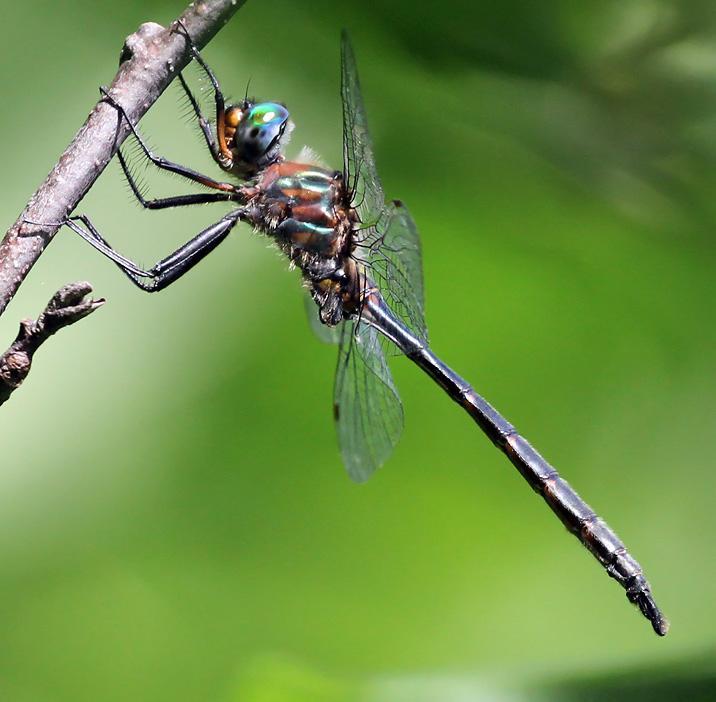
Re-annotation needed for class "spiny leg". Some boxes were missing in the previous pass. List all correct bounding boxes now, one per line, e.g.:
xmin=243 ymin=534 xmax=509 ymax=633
xmin=172 ymin=20 xmax=234 ymax=166
xmin=176 ymin=71 xmax=223 ymax=166
xmin=101 ymin=87 xmax=237 ymax=197
xmin=63 ymin=210 xmax=244 ymax=292
xmin=116 ymin=149 xmax=237 ymax=211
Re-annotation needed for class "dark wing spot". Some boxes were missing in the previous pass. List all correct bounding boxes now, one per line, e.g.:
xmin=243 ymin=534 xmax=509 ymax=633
xmin=333 ymin=402 xmax=340 ymax=421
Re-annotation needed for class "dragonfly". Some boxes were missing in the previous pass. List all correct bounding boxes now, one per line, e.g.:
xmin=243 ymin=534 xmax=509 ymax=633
xmin=46 ymin=23 xmax=667 ymax=636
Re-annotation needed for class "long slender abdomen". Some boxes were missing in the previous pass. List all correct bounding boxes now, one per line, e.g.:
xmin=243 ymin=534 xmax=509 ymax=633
xmin=434 ymin=357 xmax=668 ymax=636
xmin=365 ymin=296 xmax=668 ymax=635
xmin=501 ymin=428 xmax=667 ymax=635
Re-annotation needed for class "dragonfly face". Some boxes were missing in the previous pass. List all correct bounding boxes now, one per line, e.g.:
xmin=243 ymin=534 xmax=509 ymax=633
xmin=226 ymin=101 xmax=292 ymax=174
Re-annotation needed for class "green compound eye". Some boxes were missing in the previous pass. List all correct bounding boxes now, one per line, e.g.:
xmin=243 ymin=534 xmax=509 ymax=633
xmin=234 ymin=101 xmax=291 ymax=168
xmin=249 ymin=103 xmax=287 ymax=127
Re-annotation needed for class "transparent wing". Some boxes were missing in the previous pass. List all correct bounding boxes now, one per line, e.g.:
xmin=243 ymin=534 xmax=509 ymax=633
xmin=334 ymin=319 xmax=404 ymax=482
xmin=341 ymin=34 xmax=428 ymax=349
xmin=353 ymin=200 xmax=428 ymax=350
xmin=331 ymin=33 xmax=425 ymax=478
xmin=341 ymin=30 xmax=385 ymax=226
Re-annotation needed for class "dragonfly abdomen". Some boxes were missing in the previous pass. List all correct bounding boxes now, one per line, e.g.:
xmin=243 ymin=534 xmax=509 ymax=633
xmin=456 ymin=375 xmax=668 ymax=635
xmin=364 ymin=294 xmax=668 ymax=636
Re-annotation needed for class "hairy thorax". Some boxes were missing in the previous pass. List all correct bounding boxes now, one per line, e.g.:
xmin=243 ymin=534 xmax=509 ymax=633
xmin=241 ymin=161 xmax=359 ymax=325
xmin=245 ymin=161 xmax=353 ymax=258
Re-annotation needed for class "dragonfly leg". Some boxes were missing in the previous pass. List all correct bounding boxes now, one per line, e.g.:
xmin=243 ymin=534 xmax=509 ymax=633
xmin=63 ymin=210 xmax=244 ymax=292
xmin=172 ymin=20 xmax=234 ymax=167
xmin=116 ymin=149 xmax=239 ymax=211
xmin=176 ymin=71 xmax=225 ymax=167
xmin=100 ymin=87 xmax=238 ymax=197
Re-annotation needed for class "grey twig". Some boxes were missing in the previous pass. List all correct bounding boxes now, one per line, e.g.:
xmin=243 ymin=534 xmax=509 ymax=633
xmin=0 ymin=283 xmax=105 ymax=407
xmin=0 ymin=0 xmax=246 ymax=317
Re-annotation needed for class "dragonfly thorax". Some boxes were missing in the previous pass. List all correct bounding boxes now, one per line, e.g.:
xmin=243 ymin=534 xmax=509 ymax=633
xmin=245 ymin=161 xmax=354 ymax=256
xmin=241 ymin=160 xmax=359 ymax=325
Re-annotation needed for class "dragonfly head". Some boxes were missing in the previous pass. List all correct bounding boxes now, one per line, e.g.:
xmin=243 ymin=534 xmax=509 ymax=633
xmin=225 ymin=100 xmax=292 ymax=174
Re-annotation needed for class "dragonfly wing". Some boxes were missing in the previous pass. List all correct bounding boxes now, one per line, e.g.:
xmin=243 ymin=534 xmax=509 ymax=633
xmin=341 ymin=35 xmax=428 ymax=349
xmin=341 ymin=30 xmax=386 ymax=226
xmin=355 ymin=200 xmax=428 ymax=351
xmin=334 ymin=319 xmax=404 ymax=482
xmin=333 ymin=33 xmax=421 ymax=478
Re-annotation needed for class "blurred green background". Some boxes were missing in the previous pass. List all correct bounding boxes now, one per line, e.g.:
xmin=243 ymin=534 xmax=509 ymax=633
xmin=1 ymin=0 xmax=715 ymax=700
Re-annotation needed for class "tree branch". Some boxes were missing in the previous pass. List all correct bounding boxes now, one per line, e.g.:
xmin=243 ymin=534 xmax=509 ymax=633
xmin=0 ymin=283 xmax=105 ymax=407
xmin=0 ymin=0 xmax=246 ymax=318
